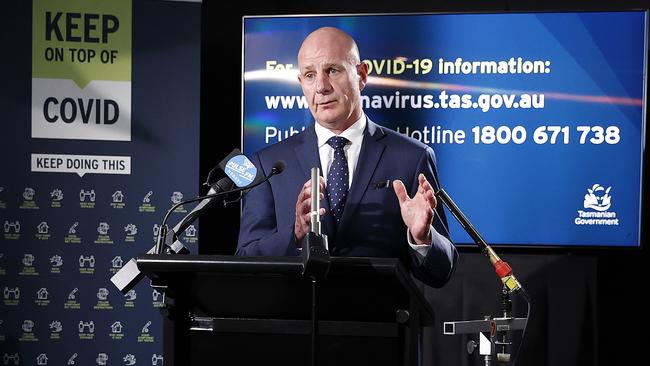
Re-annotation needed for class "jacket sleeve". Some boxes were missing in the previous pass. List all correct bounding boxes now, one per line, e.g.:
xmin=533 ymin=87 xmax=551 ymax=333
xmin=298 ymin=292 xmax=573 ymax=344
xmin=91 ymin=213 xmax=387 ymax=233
xmin=408 ymin=146 xmax=458 ymax=288
xmin=235 ymin=153 xmax=300 ymax=256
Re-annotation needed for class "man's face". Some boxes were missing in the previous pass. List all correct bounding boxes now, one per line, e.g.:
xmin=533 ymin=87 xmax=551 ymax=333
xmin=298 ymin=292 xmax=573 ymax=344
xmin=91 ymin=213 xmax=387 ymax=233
xmin=297 ymin=33 xmax=367 ymax=132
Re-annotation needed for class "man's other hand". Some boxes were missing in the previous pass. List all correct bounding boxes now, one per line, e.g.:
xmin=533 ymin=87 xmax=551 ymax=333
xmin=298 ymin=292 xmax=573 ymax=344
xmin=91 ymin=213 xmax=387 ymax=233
xmin=393 ymin=174 xmax=436 ymax=245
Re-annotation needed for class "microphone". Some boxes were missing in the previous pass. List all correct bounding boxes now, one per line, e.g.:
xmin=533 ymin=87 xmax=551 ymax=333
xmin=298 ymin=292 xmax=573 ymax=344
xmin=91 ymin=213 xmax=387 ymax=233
xmin=155 ymin=158 xmax=285 ymax=254
xmin=270 ymin=160 xmax=286 ymax=175
xmin=110 ymin=151 xmax=284 ymax=294
xmin=435 ymin=188 xmax=530 ymax=303
xmin=154 ymin=150 xmax=251 ymax=254
xmin=204 ymin=148 xmax=243 ymax=186
xmin=301 ymin=167 xmax=330 ymax=279
xmin=172 ymin=149 xmax=260 ymax=238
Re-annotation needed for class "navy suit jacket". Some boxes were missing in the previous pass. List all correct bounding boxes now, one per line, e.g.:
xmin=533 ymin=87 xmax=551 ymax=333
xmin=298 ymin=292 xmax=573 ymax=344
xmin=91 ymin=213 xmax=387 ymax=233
xmin=237 ymin=119 xmax=457 ymax=288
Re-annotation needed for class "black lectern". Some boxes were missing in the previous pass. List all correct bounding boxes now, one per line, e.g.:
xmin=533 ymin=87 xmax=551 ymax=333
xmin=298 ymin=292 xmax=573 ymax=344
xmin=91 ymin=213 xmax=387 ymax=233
xmin=137 ymin=254 xmax=434 ymax=366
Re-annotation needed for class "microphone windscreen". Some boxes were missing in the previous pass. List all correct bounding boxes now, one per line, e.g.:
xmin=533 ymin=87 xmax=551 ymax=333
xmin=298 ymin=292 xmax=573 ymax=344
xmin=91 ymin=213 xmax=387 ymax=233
xmin=205 ymin=148 xmax=242 ymax=186
xmin=218 ymin=148 xmax=242 ymax=170
xmin=272 ymin=160 xmax=286 ymax=174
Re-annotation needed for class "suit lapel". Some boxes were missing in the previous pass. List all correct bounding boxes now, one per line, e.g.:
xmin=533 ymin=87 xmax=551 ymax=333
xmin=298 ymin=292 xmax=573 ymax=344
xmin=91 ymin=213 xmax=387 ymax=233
xmin=336 ymin=120 xmax=386 ymax=238
xmin=293 ymin=124 xmax=335 ymax=238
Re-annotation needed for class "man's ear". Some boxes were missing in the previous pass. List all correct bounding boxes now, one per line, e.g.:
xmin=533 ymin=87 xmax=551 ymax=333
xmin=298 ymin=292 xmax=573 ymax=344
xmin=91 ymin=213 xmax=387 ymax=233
xmin=357 ymin=62 xmax=369 ymax=91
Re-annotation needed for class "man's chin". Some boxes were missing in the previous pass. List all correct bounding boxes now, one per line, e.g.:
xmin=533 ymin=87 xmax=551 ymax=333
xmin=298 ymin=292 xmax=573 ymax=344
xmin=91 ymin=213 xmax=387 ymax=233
xmin=315 ymin=112 xmax=344 ymax=127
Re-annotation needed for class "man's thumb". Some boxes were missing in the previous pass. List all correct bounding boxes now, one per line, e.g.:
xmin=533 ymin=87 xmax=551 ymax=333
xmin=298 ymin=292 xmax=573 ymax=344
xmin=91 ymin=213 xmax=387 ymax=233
xmin=392 ymin=179 xmax=409 ymax=204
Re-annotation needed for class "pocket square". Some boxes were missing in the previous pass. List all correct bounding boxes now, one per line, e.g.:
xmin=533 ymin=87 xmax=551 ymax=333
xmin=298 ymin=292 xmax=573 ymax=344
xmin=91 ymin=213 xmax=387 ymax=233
xmin=371 ymin=180 xmax=391 ymax=189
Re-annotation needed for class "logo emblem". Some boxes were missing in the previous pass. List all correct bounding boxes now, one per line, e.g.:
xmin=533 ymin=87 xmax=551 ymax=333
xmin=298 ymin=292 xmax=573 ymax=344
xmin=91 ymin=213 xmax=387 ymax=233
xmin=50 ymin=189 xmax=63 ymax=201
xmin=23 ymin=188 xmax=36 ymax=201
xmin=225 ymin=155 xmax=257 ymax=187
xmin=583 ymin=184 xmax=612 ymax=211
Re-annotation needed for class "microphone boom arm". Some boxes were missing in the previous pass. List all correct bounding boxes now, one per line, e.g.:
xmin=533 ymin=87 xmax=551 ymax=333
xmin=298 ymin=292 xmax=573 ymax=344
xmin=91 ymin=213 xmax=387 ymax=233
xmin=435 ymin=188 xmax=531 ymax=303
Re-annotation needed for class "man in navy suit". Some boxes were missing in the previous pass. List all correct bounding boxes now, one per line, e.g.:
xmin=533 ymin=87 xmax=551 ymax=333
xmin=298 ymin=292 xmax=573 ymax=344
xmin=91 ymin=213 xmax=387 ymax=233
xmin=237 ymin=27 xmax=457 ymax=287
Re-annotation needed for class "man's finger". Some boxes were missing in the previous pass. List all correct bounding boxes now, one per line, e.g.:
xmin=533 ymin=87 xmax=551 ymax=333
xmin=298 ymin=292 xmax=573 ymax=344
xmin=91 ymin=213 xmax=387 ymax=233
xmin=296 ymin=180 xmax=312 ymax=204
xmin=298 ymin=195 xmax=312 ymax=214
xmin=301 ymin=212 xmax=311 ymax=225
xmin=392 ymin=179 xmax=409 ymax=204
xmin=426 ymin=190 xmax=437 ymax=209
xmin=419 ymin=173 xmax=433 ymax=192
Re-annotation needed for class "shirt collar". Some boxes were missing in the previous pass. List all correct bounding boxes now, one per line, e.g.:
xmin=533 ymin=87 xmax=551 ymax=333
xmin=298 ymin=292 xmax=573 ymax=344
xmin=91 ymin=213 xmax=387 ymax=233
xmin=315 ymin=114 xmax=366 ymax=148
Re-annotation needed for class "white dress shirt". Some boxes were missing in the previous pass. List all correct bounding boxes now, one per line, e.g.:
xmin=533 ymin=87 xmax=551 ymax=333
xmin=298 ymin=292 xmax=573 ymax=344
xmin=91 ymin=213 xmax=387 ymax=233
xmin=313 ymin=115 xmax=432 ymax=257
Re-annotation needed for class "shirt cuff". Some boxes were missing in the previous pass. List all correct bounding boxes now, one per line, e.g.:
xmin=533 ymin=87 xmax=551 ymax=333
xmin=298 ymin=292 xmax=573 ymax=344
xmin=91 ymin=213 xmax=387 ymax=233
xmin=407 ymin=227 xmax=432 ymax=259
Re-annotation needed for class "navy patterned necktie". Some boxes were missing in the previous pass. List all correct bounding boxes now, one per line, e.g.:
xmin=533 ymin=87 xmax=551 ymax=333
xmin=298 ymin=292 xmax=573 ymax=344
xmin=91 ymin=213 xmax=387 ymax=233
xmin=326 ymin=136 xmax=350 ymax=223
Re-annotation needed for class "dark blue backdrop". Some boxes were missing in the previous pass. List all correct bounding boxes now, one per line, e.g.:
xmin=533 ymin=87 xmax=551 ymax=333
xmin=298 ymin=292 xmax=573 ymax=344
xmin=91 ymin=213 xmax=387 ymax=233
xmin=0 ymin=1 xmax=201 ymax=364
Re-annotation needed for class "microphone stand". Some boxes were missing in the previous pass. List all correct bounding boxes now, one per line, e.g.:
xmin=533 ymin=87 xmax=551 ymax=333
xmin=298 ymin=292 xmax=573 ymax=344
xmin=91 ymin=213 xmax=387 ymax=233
xmin=110 ymin=165 xmax=283 ymax=294
xmin=155 ymin=165 xmax=284 ymax=255
xmin=436 ymin=188 xmax=530 ymax=366
xmin=300 ymin=167 xmax=330 ymax=366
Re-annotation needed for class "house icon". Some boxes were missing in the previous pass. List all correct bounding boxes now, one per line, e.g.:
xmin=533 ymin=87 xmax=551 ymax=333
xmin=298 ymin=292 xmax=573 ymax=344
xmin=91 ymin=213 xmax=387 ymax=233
xmin=37 ymin=222 xmax=49 ymax=234
xmin=112 ymin=190 xmax=125 ymax=203
xmin=111 ymin=321 xmax=123 ymax=333
xmin=36 ymin=353 xmax=48 ymax=365
xmin=185 ymin=225 xmax=197 ymax=237
xmin=112 ymin=256 xmax=123 ymax=268
xmin=37 ymin=288 xmax=49 ymax=300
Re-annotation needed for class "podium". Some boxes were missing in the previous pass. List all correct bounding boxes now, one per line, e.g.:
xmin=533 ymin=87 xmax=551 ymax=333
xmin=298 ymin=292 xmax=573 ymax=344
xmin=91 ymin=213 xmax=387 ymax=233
xmin=137 ymin=254 xmax=434 ymax=366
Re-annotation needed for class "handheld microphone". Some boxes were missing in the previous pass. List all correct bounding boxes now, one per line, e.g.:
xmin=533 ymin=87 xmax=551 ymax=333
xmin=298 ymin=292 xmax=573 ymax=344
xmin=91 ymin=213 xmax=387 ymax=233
xmin=435 ymin=188 xmax=530 ymax=303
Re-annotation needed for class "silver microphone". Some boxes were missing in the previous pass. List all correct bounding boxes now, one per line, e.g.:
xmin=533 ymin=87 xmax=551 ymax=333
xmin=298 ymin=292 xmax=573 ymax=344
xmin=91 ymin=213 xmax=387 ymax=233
xmin=309 ymin=167 xmax=322 ymax=237
xmin=301 ymin=166 xmax=330 ymax=278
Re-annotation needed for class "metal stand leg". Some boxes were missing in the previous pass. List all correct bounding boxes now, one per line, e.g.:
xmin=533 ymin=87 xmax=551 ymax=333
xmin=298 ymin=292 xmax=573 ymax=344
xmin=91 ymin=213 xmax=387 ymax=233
xmin=311 ymin=278 xmax=318 ymax=366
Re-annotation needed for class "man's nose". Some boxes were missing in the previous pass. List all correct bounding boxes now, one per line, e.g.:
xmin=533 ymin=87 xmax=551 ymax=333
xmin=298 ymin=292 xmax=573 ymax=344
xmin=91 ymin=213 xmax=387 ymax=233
xmin=315 ymin=73 xmax=332 ymax=94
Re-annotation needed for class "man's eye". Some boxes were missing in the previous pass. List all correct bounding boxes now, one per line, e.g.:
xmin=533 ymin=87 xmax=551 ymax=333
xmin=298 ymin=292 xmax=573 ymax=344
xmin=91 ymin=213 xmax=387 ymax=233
xmin=304 ymin=73 xmax=315 ymax=80
xmin=329 ymin=69 xmax=339 ymax=75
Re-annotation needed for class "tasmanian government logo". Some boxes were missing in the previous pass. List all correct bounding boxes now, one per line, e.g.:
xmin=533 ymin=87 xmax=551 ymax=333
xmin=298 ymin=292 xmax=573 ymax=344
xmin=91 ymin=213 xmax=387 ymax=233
xmin=584 ymin=184 xmax=611 ymax=211
xmin=575 ymin=184 xmax=619 ymax=226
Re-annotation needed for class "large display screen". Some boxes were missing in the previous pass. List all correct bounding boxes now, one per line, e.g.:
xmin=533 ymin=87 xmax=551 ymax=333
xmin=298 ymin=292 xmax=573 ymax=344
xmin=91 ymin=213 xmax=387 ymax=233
xmin=241 ymin=11 xmax=647 ymax=248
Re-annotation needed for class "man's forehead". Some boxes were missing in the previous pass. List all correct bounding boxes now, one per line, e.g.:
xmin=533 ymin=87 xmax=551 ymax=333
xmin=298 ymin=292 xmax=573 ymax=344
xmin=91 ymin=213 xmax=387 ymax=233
xmin=299 ymin=58 xmax=346 ymax=70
